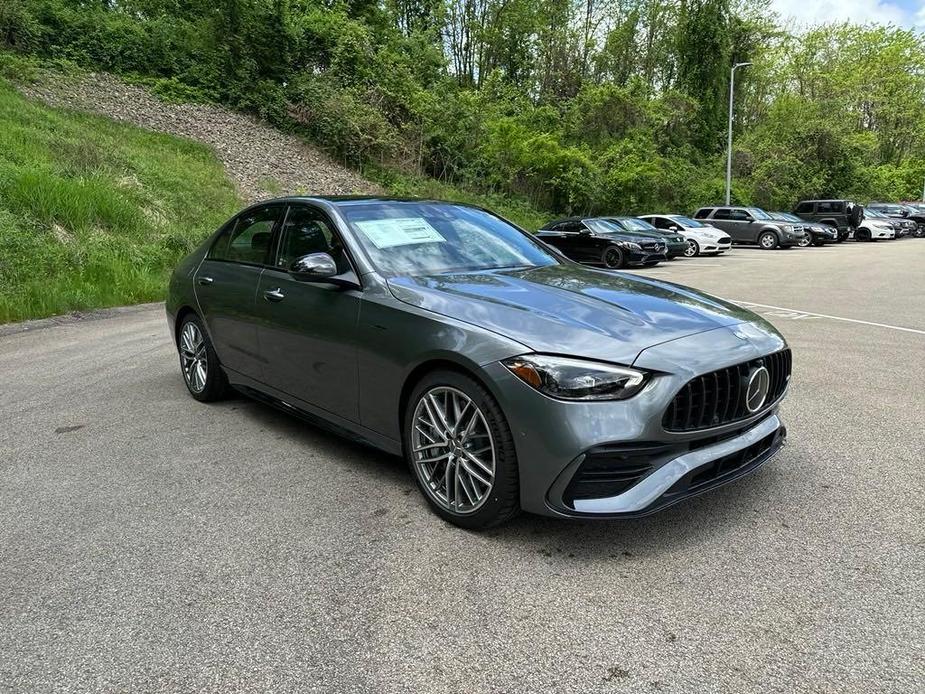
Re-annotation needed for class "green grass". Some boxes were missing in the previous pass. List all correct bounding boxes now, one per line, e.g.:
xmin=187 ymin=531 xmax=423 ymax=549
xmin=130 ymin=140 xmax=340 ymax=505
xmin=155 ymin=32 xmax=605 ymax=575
xmin=366 ymin=166 xmax=551 ymax=232
xmin=0 ymin=78 xmax=241 ymax=323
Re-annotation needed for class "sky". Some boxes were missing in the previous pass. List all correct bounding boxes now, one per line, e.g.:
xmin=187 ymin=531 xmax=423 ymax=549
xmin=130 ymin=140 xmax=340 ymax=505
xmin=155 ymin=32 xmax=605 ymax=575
xmin=770 ymin=0 xmax=925 ymax=28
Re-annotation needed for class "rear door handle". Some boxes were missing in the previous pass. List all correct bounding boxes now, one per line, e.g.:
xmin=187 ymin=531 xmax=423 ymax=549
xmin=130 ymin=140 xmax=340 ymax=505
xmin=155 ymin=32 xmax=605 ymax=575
xmin=197 ymin=276 xmax=214 ymax=286
xmin=263 ymin=288 xmax=285 ymax=302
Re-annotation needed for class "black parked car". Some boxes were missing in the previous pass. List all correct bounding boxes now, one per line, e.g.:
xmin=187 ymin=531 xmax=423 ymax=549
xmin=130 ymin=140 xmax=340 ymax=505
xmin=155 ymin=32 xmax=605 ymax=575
xmin=867 ymin=202 xmax=918 ymax=237
xmin=900 ymin=203 xmax=925 ymax=237
xmin=793 ymin=199 xmax=862 ymax=242
xmin=600 ymin=217 xmax=689 ymax=258
xmin=768 ymin=212 xmax=838 ymax=247
xmin=536 ymin=218 xmax=668 ymax=269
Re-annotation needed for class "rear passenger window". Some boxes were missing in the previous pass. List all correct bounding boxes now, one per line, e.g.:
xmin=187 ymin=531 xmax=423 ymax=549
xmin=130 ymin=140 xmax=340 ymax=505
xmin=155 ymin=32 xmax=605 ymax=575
xmin=796 ymin=202 xmax=813 ymax=214
xmin=817 ymin=202 xmax=833 ymax=213
xmin=712 ymin=208 xmax=732 ymax=220
xmin=693 ymin=208 xmax=712 ymax=219
xmin=210 ymin=206 xmax=282 ymax=264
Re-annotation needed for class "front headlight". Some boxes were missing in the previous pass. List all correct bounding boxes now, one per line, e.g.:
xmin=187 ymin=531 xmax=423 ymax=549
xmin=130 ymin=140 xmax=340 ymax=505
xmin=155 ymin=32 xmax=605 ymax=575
xmin=502 ymin=354 xmax=649 ymax=401
xmin=784 ymin=225 xmax=794 ymax=233
xmin=619 ymin=241 xmax=642 ymax=251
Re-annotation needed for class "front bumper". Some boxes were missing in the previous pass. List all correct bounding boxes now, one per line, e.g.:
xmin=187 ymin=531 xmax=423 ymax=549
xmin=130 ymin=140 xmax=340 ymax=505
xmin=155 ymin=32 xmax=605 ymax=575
xmin=549 ymin=414 xmax=785 ymax=517
xmin=627 ymin=250 xmax=668 ymax=266
xmin=485 ymin=323 xmax=789 ymax=519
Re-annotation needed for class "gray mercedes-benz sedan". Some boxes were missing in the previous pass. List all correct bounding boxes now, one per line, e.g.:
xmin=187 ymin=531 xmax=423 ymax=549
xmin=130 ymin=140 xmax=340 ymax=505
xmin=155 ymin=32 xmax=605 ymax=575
xmin=167 ymin=197 xmax=790 ymax=529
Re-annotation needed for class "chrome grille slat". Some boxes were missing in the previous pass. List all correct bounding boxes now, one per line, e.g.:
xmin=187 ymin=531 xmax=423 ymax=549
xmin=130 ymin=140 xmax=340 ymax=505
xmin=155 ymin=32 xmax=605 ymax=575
xmin=663 ymin=349 xmax=792 ymax=432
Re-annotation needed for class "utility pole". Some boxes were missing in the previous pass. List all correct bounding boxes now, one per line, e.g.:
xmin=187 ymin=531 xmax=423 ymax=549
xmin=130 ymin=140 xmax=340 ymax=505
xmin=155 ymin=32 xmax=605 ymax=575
xmin=725 ymin=62 xmax=752 ymax=206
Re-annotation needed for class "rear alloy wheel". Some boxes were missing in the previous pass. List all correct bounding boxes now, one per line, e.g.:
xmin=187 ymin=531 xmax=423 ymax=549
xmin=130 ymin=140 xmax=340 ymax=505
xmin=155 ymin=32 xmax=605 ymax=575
xmin=759 ymin=231 xmax=779 ymax=250
xmin=405 ymin=371 xmax=519 ymax=529
xmin=684 ymin=239 xmax=700 ymax=257
xmin=177 ymin=315 xmax=228 ymax=402
xmin=602 ymin=245 xmax=625 ymax=269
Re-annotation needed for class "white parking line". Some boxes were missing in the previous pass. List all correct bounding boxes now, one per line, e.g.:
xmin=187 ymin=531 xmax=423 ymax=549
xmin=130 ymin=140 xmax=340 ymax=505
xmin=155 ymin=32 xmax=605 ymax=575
xmin=733 ymin=301 xmax=925 ymax=335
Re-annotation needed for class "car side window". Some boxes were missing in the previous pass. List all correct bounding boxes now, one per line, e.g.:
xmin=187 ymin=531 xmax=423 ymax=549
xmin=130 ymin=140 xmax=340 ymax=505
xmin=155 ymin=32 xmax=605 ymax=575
xmin=817 ymin=202 xmax=833 ymax=213
xmin=651 ymin=217 xmax=668 ymax=229
xmin=730 ymin=209 xmax=752 ymax=221
xmin=830 ymin=201 xmax=844 ymax=213
xmin=712 ymin=208 xmax=732 ymax=220
xmin=210 ymin=206 xmax=281 ymax=264
xmin=275 ymin=205 xmax=350 ymax=273
xmin=796 ymin=202 xmax=813 ymax=214
xmin=693 ymin=208 xmax=711 ymax=219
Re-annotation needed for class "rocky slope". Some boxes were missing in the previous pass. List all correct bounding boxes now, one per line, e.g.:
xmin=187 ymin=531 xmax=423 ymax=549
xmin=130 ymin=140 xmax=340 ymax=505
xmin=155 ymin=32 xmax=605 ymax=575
xmin=19 ymin=72 xmax=380 ymax=203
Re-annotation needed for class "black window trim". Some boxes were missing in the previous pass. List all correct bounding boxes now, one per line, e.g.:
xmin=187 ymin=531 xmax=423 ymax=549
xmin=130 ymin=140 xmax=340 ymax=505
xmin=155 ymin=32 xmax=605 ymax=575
xmin=205 ymin=202 xmax=288 ymax=269
xmin=266 ymin=202 xmax=363 ymax=286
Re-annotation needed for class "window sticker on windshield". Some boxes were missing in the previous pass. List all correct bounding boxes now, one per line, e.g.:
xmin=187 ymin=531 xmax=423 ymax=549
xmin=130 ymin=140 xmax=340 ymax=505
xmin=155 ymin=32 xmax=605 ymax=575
xmin=354 ymin=217 xmax=445 ymax=249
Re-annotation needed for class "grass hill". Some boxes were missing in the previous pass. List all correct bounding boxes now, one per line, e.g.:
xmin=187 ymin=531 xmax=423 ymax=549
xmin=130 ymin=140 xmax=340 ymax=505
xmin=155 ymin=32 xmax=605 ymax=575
xmin=0 ymin=78 xmax=241 ymax=323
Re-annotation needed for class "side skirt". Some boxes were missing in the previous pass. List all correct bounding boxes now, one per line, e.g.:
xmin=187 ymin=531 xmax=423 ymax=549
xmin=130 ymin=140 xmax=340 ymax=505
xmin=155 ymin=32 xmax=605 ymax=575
xmin=223 ymin=367 xmax=403 ymax=457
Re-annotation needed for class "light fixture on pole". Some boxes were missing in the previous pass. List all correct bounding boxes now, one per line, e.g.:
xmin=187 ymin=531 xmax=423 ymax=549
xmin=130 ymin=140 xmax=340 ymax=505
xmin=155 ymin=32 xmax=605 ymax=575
xmin=725 ymin=61 xmax=752 ymax=206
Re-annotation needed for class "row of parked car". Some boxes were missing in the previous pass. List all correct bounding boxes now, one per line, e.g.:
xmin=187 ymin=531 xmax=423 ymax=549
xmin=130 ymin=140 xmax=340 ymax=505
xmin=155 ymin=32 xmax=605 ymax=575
xmin=534 ymin=199 xmax=925 ymax=269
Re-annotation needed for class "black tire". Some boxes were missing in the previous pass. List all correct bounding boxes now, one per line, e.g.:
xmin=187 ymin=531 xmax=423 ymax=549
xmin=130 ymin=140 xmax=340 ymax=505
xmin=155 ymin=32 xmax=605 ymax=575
xmin=684 ymin=239 xmax=700 ymax=257
xmin=602 ymin=245 xmax=625 ymax=269
xmin=403 ymin=370 xmax=520 ymax=530
xmin=177 ymin=314 xmax=229 ymax=402
xmin=855 ymin=228 xmax=871 ymax=242
xmin=812 ymin=239 xmax=825 ymax=247
xmin=758 ymin=231 xmax=779 ymax=250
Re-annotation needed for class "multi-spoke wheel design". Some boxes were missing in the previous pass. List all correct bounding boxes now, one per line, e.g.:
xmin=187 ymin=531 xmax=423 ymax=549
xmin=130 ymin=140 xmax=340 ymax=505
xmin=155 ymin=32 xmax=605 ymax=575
xmin=684 ymin=239 xmax=699 ymax=257
xmin=410 ymin=386 xmax=496 ymax=514
xmin=179 ymin=321 xmax=208 ymax=393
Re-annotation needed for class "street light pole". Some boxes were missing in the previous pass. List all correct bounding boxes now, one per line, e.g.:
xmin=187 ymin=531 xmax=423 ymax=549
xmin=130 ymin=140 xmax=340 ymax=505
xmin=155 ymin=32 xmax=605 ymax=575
xmin=725 ymin=62 xmax=752 ymax=206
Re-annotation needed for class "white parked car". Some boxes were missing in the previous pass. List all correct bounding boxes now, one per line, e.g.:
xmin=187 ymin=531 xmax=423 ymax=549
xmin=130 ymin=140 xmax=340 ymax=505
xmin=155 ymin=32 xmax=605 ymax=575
xmin=853 ymin=210 xmax=896 ymax=241
xmin=639 ymin=214 xmax=733 ymax=257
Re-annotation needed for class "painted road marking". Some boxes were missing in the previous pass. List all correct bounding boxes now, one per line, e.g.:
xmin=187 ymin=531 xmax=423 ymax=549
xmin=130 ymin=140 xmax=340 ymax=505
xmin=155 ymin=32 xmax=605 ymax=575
xmin=733 ymin=301 xmax=925 ymax=335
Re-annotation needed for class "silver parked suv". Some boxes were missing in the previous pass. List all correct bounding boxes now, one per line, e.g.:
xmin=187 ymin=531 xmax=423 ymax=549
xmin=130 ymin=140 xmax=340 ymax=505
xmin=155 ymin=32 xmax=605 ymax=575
xmin=693 ymin=206 xmax=806 ymax=249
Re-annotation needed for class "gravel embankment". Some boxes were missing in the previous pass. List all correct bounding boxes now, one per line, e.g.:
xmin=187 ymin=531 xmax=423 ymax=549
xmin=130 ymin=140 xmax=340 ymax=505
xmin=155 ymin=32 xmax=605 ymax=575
xmin=19 ymin=72 xmax=380 ymax=202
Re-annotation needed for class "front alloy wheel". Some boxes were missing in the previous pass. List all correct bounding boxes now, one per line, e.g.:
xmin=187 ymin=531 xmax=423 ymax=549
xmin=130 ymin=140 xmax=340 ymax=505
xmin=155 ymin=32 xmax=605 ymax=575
xmin=759 ymin=232 xmax=779 ymax=249
xmin=404 ymin=371 xmax=519 ymax=529
xmin=602 ymin=245 xmax=625 ymax=269
xmin=684 ymin=239 xmax=700 ymax=257
xmin=798 ymin=234 xmax=812 ymax=247
xmin=411 ymin=387 xmax=495 ymax=514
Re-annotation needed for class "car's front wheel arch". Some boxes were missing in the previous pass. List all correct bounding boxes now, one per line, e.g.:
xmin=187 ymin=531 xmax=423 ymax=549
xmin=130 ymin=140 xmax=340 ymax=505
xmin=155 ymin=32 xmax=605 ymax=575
xmin=398 ymin=358 xmax=498 ymax=450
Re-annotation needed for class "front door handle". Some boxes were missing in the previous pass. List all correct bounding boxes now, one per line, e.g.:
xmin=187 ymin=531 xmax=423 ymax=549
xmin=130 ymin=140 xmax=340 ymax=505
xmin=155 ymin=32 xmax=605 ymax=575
xmin=264 ymin=288 xmax=285 ymax=302
xmin=197 ymin=276 xmax=214 ymax=286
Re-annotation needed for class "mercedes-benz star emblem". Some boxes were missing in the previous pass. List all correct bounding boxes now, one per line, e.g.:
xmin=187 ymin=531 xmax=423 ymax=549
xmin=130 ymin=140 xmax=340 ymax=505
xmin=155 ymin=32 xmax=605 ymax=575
xmin=745 ymin=366 xmax=771 ymax=413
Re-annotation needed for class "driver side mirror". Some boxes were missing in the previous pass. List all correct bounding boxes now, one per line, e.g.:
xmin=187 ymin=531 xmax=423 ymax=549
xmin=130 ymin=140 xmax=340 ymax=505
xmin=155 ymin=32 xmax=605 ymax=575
xmin=289 ymin=252 xmax=338 ymax=282
xmin=669 ymin=225 xmax=681 ymax=231
xmin=578 ymin=228 xmax=592 ymax=236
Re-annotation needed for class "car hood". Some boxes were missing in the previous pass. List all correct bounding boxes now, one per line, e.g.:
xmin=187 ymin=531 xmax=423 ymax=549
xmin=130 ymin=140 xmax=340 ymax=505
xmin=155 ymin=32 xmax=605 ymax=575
xmin=688 ymin=225 xmax=726 ymax=239
xmin=387 ymin=264 xmax=769 ymax=364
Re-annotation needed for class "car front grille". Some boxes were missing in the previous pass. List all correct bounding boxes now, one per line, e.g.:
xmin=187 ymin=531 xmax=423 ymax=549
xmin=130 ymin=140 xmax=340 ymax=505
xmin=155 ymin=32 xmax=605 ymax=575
xmin=718 ymin=236 xmax=731 ymax=244
xmin=663 ymin=349 xmax=792 ymax=432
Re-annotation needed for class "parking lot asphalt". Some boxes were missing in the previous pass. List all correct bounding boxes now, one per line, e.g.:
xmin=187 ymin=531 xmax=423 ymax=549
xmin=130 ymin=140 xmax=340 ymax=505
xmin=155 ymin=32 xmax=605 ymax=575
xmin=1 ymin=240 xmax=923 ymax=693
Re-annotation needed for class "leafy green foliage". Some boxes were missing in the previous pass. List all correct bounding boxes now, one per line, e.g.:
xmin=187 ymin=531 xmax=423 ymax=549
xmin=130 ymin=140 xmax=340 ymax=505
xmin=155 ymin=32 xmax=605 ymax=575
xmin=0 ymin=79 xmax=240 ymax=322
xmin=2 ymin=0 xmax=924 ymax=236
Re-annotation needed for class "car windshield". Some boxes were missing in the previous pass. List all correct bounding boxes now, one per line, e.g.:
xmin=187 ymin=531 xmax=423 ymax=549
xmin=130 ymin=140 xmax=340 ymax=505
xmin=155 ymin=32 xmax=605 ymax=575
xmin=669 ymin=216 xmax=704 ymax=228
xmin=340 ymin=202 xmax=560 ymax=276
xmin=747 ymin=207 xmax=772 ymax=220
xmin=865 ymin=209 xmax=887 ymax=218
xmin=613 ymin=217 xmax=657 ymax=231
xmin=772 ymin=212 xmax=800 ymax=222
xmin=586 ymin=218 xmax=627 ymax=234
xmin=872 ymin=204 xmax=903 ymax=214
